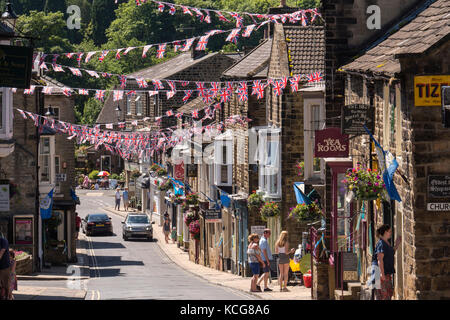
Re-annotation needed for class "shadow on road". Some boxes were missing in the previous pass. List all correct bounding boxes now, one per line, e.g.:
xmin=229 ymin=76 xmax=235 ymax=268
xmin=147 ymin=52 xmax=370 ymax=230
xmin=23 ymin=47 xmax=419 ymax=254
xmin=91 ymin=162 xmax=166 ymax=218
xmin=88 ymin=241 xmax=126 ymax=249
xmin=92 ymin=255 xmax=145 ymax=268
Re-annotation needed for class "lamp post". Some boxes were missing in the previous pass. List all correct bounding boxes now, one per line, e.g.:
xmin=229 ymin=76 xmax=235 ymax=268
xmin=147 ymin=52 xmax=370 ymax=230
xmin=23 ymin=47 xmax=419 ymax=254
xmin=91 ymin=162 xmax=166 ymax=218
xmin=115 ymin=105 xmax=122 ymax=123
xmin=1 ymin=2 xmax=18 ymax=30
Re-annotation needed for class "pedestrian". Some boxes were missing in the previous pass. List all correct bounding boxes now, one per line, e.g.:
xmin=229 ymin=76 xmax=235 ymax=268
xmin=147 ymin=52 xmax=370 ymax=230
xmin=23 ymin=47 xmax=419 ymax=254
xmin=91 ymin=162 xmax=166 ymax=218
xmin=75 ymin=212 xmax=81 ymax=239
xmin=8 ymin=249 xmax=17 ymax=300
xmin=94 ymin=181 xmax=99 ymax=190
xmin=115 ymin=188 xmax=121 ymax=211
xmin=275 ymin=231 xmax=295 ymax=292
xmin=171 ymin=227 xmax=177 ymax=244
xmin=83 ymin=175 xmax=89 ymax=189
xmin=0 ymin=233 xmax=11 ymax=300
xmin=256 ymin=229 xmax=273 ymax=292
xmin=247 ymin=233 xmax=265 ymax=292
xmin=372 ymin=224 xmax=401 ymax=300
xmin=163 ymin=214 xmax=171 ymax=244
xmin=123 ymin=187 xmax=129 ymax=212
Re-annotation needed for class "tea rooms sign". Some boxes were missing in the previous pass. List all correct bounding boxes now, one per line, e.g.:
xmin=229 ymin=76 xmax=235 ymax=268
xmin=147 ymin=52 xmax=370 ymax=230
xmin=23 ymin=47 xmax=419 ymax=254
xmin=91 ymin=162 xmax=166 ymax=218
xmin=314 ymin=128 xmax=349 ymax=158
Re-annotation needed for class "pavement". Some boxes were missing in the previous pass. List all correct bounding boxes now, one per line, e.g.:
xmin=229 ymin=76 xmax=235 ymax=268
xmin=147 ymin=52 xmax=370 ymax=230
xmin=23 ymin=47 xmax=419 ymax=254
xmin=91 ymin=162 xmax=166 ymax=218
xmin=103 ymin=206 xmax=312 ymax=300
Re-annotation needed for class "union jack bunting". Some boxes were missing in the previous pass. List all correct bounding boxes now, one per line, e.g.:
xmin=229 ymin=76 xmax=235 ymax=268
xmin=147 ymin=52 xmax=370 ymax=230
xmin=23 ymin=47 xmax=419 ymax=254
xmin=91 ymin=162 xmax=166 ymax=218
xmin=76 ymin=53 xmax=84 ymax=67
xmin=175 ymin=112 xmax=183 ymax=119
xmin=65 ymin=53 xmax=75 ymax=59
xmin=148 ymin=91 xmax=158 ymax=97
xmin=192 ymin=8 xmax=204 ymax=19
xmin=115 ymin=49 xmax=123 ymax=60
xmin=153 ymin=80 xmax=164 ymax=90
xmin=166 ymin=109 xmax=174 ymax=117
xmin=17 ymin=109 xmax=28 ymax=119
xmin=182 ymin=90 xmax=193 ymax=103
xmin=42 ymin=87 xmax=53 ymax=95
xmin=214 ymin=103 xmax=221 ymax=111
xmin=85 ymin=51 xmax=96 ymax=63
xmin=52 ymin=54 xmax=59 ymax=65
xmin=157 ymin=1 xmax=164 ymax=12
xmin=230 ymin=12 xmax=244 ymax=28
xmin=281 ymin=77 xmax=288 ymax=89
xmin=237 ymin=82 xmax=248 ymax=102
xmin=203 ymin=11 xmax=211 ymax=23
xmin=166 ymin=91 xmax=175 ymax=99
xmin=119 ymin=75 xmax=127 ymax=89
xmin=24 ymin=86 xmax=36 ymax=95
xmin=69 ymin=67 xmax=82 ymax=76
xmin=86 ymin=70 xmax=99 ymax=78
xmin=301 ymin=11 xmax=308 ymax=27
xmin=251 ymin=80 xmax=265 ymax=99
xmin=217 ymin=11 xmax=230 ymax=22
xmin=106 ymin=123 xmax=114 ymax=129
xmin=226 ymin=82 xmax=234 ymax=92
xmin=220 ymin=89 xmax=231 ymax=103
xmin=95 ymin=90 xmax=105 ymax=102
xmin=168 ymin=5 xmax=176 ymax=15
xmin=211 ymin=82 xmax=221 ymax=97
xmin=167 ymin=80 xmax=176 ymax=92
xmin=256 ymin=20 xmax=270 ymax=30
xmin=196 ymin=82 xmax=207 ymax=97
xmin=307 ymin=72 xmax=323 ymax=83
xmin=142 ymin=45 xmax=152 ymax=58
xmin=242 ymin=24 xmax=256 ymax=37
xmin=311 ymin=8 xmax=321 ymax=22
xmin=39 ymin=63 xmax=48 ymax=70
xmin=156 ymin=44 xmax=167 ymax=59
xmin=126 ymin=90 xmax=137 ymax=96
xmin=226 ymin=28 xmax=240 ymax=44
xmin=99 ymin=50 xmax=109 ymax=62
xmin=196 ymin=35 xmax=210 ymax=51
xmin=113 ymin=90 xmax=124 ymax=101
xmin=273 ymin=80 xmax=284 ymax=97
xmin=124 ymin=47 xmax=135 ymax=55
xmin=62 ymin=87 xmax=72 ymax=97
xmin=191 ymin=109 xmax=199 ymax=119
xmin=202 ymin=90 xmax=214 ymax=104
xmin=131 ymin=120 xmax=138 ymax=126
xmin=181 ymin=38 xmax=196 ymax=52
xmin=78 ymin=89 xmax=89 ymax=95
xmin=173 ymin=41 xmax=182 ymax=52
xmin=181 ymin=6 xmax=193 ymax=16
xmin=136 ymin=78 xmax=148 ymax=88
xmin=289 ymin=75 xmax=301 ymax=92
xmin=181 ymin=81 xmax=189 ymax=87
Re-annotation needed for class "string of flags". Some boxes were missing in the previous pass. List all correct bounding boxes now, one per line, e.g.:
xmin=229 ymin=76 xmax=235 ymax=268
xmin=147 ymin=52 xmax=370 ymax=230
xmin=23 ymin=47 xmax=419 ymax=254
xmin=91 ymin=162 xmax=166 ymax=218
xmin=15 ymin=73 xmax=323 ymax=104
xmin=40 ymin=10 xmax=320 ymax=66
xmin=15 ymin=108 xmax=251 ymax=161
xmin=127 ymin=0 xmax=321 ymax=28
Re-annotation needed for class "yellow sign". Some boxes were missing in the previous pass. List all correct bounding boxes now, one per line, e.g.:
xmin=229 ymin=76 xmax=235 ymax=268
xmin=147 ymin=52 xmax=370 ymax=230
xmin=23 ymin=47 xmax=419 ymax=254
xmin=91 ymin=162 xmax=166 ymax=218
xmin=414 ymin=75 xmax=450 ymax=106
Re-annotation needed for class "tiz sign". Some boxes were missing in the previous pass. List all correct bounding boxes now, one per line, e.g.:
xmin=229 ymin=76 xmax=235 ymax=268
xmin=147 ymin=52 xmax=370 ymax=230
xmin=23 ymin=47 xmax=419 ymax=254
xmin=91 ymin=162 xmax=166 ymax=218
xmin=314 ymin=128 xmax=349 ymax=158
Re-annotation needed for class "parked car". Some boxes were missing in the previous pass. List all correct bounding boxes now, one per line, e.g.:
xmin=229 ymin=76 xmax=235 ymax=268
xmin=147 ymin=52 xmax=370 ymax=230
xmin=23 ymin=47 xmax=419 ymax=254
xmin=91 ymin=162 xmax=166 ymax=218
xmin=122 ymin=214 xmax=154 ymax=241
xmin=82 ymin=213 xmax=113 ymax=236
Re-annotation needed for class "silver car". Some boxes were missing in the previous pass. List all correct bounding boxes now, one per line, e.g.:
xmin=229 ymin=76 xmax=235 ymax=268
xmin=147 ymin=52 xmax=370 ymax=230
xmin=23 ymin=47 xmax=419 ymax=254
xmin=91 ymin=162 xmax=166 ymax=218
xmin=122 ymin=214 xmax=154 ymax=241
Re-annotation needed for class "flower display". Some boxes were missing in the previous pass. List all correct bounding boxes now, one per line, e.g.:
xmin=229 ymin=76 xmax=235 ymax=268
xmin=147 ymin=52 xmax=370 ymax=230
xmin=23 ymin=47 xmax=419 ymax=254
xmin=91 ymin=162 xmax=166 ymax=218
xmin=156 ymin=167 xmax=167 ymax=176
xmin=289 ymin=200 xmax=323 ymax=222
xmin=182 ymin=193 xmax=199 ymax=210
xmin=189 ymin=220 xmax=200 ymax=235
xmin=150 ymin=164 xmax=160 ymax=172
xmin=157 ymin=179 xmax=172 ymax=191
xmin=184 ymin=211 xmax=199 ymax=227
xmin=343 ymin=166 xmax=385 ymax=200
xmin=296 ymin=161 xmax=304 ymax=177
xmin=260 ymin=201 xmax=280 ymax=221
xmin=170 ymin=194 xmax=184 ymax=204
xmin=247 ymin=191 xmax=264 ymax=210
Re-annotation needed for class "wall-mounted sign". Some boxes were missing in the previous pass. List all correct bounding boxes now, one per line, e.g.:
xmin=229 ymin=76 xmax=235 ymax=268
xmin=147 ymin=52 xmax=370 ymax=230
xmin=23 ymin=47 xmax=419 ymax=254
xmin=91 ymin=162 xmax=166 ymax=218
xmin=342 ymin=104 xmax=375 ymax=135
xmin=186 ymin=164 xmax=198 ymax=178
xmin=14 ymin=217 xmax=33 ymax=245
xmin=0 ymin=45 xmax=33 ymax=88
xmin=427 ymin=203 xmax=450 ymax=211
xmin=428 ymin=175 xmax=450 ymax=198
xmin=56 ymin=174 xmax=67 ymax=182
xmin=251 ymin=226 xmax=266 ymax=237
xmin=414 ymin=75 xmax=450 ymax=106
xmin=314 ymin=128 xmax=349 ymax=158
xmin=204 ymin=209 xmax=222 ymax=223
xmin=174 ymin=162 xmax=185 ymax=180
xmin=0 ymin=184 xmax=10 ymax=212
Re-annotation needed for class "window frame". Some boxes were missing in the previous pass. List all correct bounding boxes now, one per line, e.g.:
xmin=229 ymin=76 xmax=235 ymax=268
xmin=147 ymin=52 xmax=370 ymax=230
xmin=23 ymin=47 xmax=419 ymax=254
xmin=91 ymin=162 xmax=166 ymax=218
xmin=258 ymin=128 xmax=281 ymax=198
xmin=0 ymin=87 xmax=13 ymax=139
xmin=39 ymin=136 xmax=55 ymax=186
xmin=213 ymin=131 xmax=233 ymax=187
xmin=303 ymin=98 xmax=325 ymax=181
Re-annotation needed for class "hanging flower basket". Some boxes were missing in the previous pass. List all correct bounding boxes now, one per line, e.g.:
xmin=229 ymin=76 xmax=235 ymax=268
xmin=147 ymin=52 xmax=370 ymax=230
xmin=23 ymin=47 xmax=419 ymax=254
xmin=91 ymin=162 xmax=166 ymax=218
xmin=170 ymin=194 xmax=184 ymax=205
xmin=157 ymin=179 xmax=172 ymax=191
xmin=260 ymin=202 xmax=280 ymax=222
xmin=296 ymin=161 xmax=304 ymax=178
xmin=150 ymin=164 xmax=160 ymax=172
xmin=289 ymin=201 xmax=323 ymax=223
xmin=342 ymin=166 xmax=385 ymax=200
xmin=189 ymin=220 xmax=200 ymax=236
xmin=182 ymin=193 xmax=199 ymax=210
xmin=156 ymin=167 xmax=167 ymax=176
xmin=247 ymin=191 xmax=264 ymax=210
xmin=184 ymin=211 xmax=199 ymax=227
xmin=131 ymin=169 xmax=141 ymax=179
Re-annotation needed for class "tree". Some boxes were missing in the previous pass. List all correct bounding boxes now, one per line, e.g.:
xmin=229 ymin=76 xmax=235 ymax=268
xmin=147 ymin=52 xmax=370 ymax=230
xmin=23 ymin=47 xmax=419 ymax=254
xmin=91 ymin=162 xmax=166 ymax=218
xmin=79 ymin=97 xmax=104 ymax=125
xmin=91 ymin=0 xmax=118 ymax=45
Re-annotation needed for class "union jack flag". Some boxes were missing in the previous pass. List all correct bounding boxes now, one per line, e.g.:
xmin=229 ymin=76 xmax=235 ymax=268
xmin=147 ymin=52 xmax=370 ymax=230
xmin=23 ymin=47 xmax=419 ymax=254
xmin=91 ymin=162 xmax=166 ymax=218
xmin=40 ymin=63 xmax=48 ymax=71
xmin=157 ymin=2 xmax=164 ymax=12
xmin=203 ymin=11 xmax=211 ymax=23
xmin=301 ymin=11 xmax=308 ymax=27
xmin=76 ymin=53 xmax=84 ymax=67
xmin=168 ymin=5 xmax=176 ymax=15
xmin=311 ymin=8 xmax=321 ymax=22
xmin=166 ymin=91 xmax=176 ymax=99
xmin=124 ymin=47 xmax=135 ymax=55
xmin=191 ymin=109 xmax=199 ymax=119
xmin=166 ymin=109 xmax=174 ymax=117
xmin=196 ymin=82 xmax=207 ymax=97
xmin=142 ymin=45 xmax=152 ymax=58
xmin=307 ymin=72 xmax=323 ymax=83
xmin=42 ymin=87 xmax=53 ymax=95
xmin=69 ymin=67 xmax=82 ymax=76
xmin=281 ymin=77 xmax=288 ymax=89
xmin=119 ymin=75 xmax=127 ymax=89
xmin=167 ymin=80 xmax=176 ymax=92
xmin=113 ymin=90 xmax=124 ymax=101
xmin=242 ymin=24 xmax=256 ymax=38
xmin=181 ymin=81 xmax=189 ymax=87
xmin=175 ymin=113 xmax=183 ymax=119
xmin=148 ymin=91 xmax=158 ymax=97
xmin=156 ymin=44 xmax=167 ymax=59
xmin=230 ymin=12 xmax=244 ymax=28
xmin=237 ymin=82 xmax=248 ymax=102
xmin=126 ymin=90 xmax=137 ymax=96
xmin=202 ymin=90 xmax=214 ymax=104
xmin=211 ymin=82 xmax=221 ymax=97
xmin=52 ymin=54 xmax=59 ymax=65
xmin=181 ymin=38 xmax=196 ymax=52
xmin=62 ymin=87 xmax=72 ymax=97
xmin=196 ymin=35 xmax=210 ymax=51
xmin=173 ymin=41 xmax=182 ymax=52
xmin=226 ymin=28 xmax=240 ymax=44
xmin=86 ymin=70 xmax=99 ymax=78
xmin=85 ymin=51 xmax=96 ymax=63
xmin=182 ymin=90 xmax=193 ymax=103
xmin=181 ymin=6 xmax=193 ymax=16
xmin=136 ymin=78 xmax=148 ymax=88
xmin=251 ymin=80 xmax=265 ymax=99
xmin=217 ymin=11 xmax=230 ymax=22
xmin=220 ymin=89 xmax=231 ymax=103
xmin=192 ymin=8 xmax=204 ymax=19
xmin=289 ymin=75 xmax=301 ymax=92
xmin=95 ymin=90 xmax=105 ymax=102
xmin=65 ymin=53 xmax=75 ymax=59
xmin=17 ymin=109 xmax=28 ymax=119
xmin=152 ymin=80 xmax=164 ymax=90
xmin=24 ymin=86 xmax=36 ymax=95
xmin=115 ymin=49 xmax=123 ymax=60
xmin=99 ymin=50 xmax=109 ymax=62
xmin=273 ymin=80 xmax=284 ymax=97
xmin=78 ymin=89 xmax=89 ymax=95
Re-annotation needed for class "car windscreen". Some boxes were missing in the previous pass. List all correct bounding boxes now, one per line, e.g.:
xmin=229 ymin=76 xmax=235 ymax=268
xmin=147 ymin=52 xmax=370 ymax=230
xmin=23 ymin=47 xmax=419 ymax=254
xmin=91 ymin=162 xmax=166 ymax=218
xmin=88 ymin=215 xmax=109 ymax=222
xmin=127 ymin=216 xmax=149 ymax=224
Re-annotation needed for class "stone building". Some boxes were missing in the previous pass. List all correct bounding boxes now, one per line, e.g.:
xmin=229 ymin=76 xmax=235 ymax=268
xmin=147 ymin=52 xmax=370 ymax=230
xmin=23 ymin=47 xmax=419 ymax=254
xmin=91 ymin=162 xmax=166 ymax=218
xmin=319 ymin=0 xmax=450 ymax=300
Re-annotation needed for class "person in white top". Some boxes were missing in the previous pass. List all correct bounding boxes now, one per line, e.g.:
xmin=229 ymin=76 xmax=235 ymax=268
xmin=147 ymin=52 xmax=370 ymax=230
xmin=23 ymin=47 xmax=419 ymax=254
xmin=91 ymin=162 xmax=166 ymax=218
xmin=275 ymin=231 xmax=295 ymax=292
xmin=115 ymin=188 xmax=121 ymax=211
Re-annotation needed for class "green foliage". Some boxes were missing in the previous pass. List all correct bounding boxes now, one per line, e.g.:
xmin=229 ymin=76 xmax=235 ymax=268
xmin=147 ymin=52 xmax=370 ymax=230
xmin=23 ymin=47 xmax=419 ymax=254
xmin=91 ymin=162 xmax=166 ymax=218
xmin=289 ymin=201 xmax=322 ymax=222
xmin=76 ymin=97 xmax=104 ymax=125
xmin=89 ymin=170 xmax=99 ymax=180
xmin=260 ymin=201 xmax=280 ymax=221
xmin=247 ymin=191 xmax=264 ymax=210
xmin=110 ymin=173 xmax=120 ymax=180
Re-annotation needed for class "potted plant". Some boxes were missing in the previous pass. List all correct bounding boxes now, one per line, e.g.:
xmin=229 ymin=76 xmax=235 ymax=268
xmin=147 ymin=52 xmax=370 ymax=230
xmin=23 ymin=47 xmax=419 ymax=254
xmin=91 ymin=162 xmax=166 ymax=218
xmin=156 ymin=167 xmax=167 ymax=176
xmin=296 ymin=161 xmax=304 ymax=178
xmin=189 ymin=220 xmax=201 ymax=240
xmin=184 ymin=210 xmax=199 ymax=227
xmin=289 ymin=200 xmax=323 ymax=223
xmin=260 ymin=201 xmax=280 ymax=222
xmin=247 ymin=191 xmax=264 ymax=210
xmin=343 ymin=166 xmax=385 ymax=200
xmin=182 ymin=193 xmax=199 ymax=210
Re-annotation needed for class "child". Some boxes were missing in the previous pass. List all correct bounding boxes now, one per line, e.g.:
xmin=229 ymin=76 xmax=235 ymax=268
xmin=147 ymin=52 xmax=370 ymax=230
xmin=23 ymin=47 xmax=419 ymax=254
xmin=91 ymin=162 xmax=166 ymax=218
xmin=9 ymin=249 xmax=17 ymax=300
xmin=171 ymin=227 xmax=177 ymax=244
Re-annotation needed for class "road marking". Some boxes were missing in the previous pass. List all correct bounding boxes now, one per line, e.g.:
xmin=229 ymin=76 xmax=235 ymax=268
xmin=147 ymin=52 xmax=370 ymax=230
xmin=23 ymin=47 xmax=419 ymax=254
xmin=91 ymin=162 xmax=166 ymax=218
xmin=87 ymin=235 xmax=100 ymax=278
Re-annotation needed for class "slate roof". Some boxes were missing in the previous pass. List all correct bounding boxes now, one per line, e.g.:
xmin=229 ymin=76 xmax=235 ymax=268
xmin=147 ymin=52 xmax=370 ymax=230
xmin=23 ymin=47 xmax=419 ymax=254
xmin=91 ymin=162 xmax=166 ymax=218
xmin=342 ymin=0 xmax=450 ymax=75
xmin=283 ymin=26 xmax=325 ymax=75
xmin=0 ymin=22 xmax=14 ymax=35
xmin=222 ymin=39 xmax=273 ymax=79
xmin=177 ymin=96 xmax=210 ymax=114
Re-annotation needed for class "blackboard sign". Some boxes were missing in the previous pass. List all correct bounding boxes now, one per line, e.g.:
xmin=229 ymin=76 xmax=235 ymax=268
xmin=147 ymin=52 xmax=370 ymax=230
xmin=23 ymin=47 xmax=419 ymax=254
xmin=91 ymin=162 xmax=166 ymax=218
xmin=428 ymin=175 xmax=450 ymax=198
xmin=340 ymin=252 xmax=358 ymax=281
xmin=204 ymin=209 xmax=222 ymax=223
xmin=186 ymin=164 xmax=198 ymax=177
xmin=0 ymin=45 xmax=33 ymax=88
xmin=342 ymin=104 xmax=375 ymax=135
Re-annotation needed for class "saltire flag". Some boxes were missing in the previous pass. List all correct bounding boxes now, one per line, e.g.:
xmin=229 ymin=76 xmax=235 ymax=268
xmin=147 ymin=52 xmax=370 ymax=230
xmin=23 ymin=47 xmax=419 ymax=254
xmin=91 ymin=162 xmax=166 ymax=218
xmin=86 ymin=70 xmax=100 ymax=78
xmin=166 ymin=109 xmax=174 ymax=117
xmin=17 ymin=109 xmax=28 ymax=119
xmin=85 ymin=51 xmax=96 ymax=63
xmin=169 ymin=5 xmax=176 ymax=15
xmin=217 ymin=11 xmax=230 ymax=22
xmin=113 ymin=90 xmax=124 ymax=101
xmin=69 ymin=67 xmax=82 ymax=76
xmin=156 ymin=44 xmax=167 ymax=59
xmin=181 ymin=38 xmax=196 ymax=52
xmin=363 ymin=125 xmax=401 ymax=202
xmin=252 ymin=80 xmax=265 ymax=99
xmin=242 ymin=24 xmax=256 ymax=37
xmin=226 ymin=28 xmax=241 ymax=44
xmin=181 ymin=6 xmax=193 ymax=16
xmin=119 ymin=75 xmax=127 ymax=89
xmin=78 ymin=89 xmax=89 ymax=95
xmin=273 ymin=80 xmax=284 ymax=96
xmin=153 ymin=79 xmax=164 ymax=90
xmin=42 ymin=87 xmax=53 ymax=95
xmin=124 ymin=47 xmax=135 ymax=55
xmin=157 ymin=1 xmax=164 ymax=12
xmin=175 ymin=112 xmax=183 ymax=119
xmin=290 ymin=75 xmax=301 ymax=92
xmin=142 ymin=45 xmax=152 ymax=58
xmin=220 ymin=89 xmax=231 ymax=103
xmin=192 ymin=109 xmax=199 ymax=119
xmin=62 ymin=87 xmax=72 ymax=97
xmin=136 ymin=78 xmax=148 ymax=88
xmin=76 ymin=53 xmax=84 ymax=67
xmin=95 ymin=90 xmax=105 ymax=102
xmin=237 ymin=82 xmax=248 ymax=102
xmin=98 ymin=50 xmax=109 ymax=62
xmin=196 ymin=35 xmax=210 ymax=51
xmin=24 ymin=86 xmax=36 ymax=95
xmin=182 ymin=90 xmax=193 ymax=103
xmin=211 ymin=82 xmax=221 ymax=97
xmin=115 ymin=49 xmax=124 ymax=60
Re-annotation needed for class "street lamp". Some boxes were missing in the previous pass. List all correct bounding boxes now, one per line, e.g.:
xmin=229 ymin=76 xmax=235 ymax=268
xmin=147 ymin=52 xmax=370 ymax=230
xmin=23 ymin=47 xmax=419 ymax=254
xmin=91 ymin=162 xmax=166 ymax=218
xmin=45 ymin=106 xmax=55 ymax=118
xmin=1 ymin=2 xmax=18 ymax=30
xmin=115 ymin=105 xmax=122 ymax=122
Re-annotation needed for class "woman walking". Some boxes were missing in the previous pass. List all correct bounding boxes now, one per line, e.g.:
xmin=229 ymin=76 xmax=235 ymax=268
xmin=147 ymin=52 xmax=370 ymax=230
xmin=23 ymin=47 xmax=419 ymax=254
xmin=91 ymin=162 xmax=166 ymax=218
xmin=163 ymin=214 xmax=171 ymax=244
xmin=8 ymin=249 xmax=17 ymax=300
xmin=372 ymin=224 xmax=401 ymax=300
xmin=247 ymin=233 xmax=265 ymax=292
xmin=275 ymin=231 xmax=295 ymax=292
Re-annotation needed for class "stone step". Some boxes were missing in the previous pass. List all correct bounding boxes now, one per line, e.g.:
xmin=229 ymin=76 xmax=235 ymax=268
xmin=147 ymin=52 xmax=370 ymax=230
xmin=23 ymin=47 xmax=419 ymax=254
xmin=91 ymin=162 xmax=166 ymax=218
xmin=347 ymin=282 xmax=362 ymax=295
xmin=334 ymin=289 xmax=353 ymax=300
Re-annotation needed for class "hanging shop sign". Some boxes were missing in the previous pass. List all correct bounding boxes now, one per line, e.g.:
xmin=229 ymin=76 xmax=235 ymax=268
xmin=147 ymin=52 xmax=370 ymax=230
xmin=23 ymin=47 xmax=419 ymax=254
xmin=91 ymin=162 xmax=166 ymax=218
xmin=0 ymin=45 xmax=33 ymax=88
xmin=414 ymin=75 xmax=450 ymax=107
xmin=342 ymin=104 xmax=375 ymax=135
xmin=174 ymin=162 xmax=185 ymax=180
xmin=204 ymin=209 xmax=222 ymax=223
xmin=186 ymin=164 xmax=198 ymax=178
xmin=314 ymin=127 xmax=349 ymax=158
xmin=428 ymin=175 xmax=450 ymax=198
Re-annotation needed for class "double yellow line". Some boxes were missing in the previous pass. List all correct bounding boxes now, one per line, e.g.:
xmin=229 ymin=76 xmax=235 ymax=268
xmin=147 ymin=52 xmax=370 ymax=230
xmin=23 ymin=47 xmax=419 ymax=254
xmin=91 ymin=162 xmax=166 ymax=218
xmin=86 ymin=235 xmax=101 ymax=300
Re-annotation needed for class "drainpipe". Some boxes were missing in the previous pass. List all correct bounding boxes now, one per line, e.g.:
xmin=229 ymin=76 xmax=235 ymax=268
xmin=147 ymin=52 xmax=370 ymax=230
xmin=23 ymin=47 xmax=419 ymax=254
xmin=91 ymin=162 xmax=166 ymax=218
xmin=36 ymin=85 xmax=43 ymax=272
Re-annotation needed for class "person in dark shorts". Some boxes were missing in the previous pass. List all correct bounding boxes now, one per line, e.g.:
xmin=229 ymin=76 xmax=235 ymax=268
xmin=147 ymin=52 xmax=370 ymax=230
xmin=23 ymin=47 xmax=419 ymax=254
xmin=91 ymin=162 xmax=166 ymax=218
xmin=0 ymin=234 xmax=11 ymax=300
xmin=163 ymin=214 xmax=171 ymax=244
xmin=247 ymin=233 xmax=265 ymax=292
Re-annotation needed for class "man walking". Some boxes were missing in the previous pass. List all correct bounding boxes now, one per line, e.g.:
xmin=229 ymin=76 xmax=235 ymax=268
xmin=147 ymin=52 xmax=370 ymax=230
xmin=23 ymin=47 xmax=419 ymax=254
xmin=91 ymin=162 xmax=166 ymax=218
xmin=0 ymin=233 xmax=11 ymax=300
xmin=115 ymin=188 xmax=121 ymax=211
xmin=257 ymin=229 xmax=273 ymax=292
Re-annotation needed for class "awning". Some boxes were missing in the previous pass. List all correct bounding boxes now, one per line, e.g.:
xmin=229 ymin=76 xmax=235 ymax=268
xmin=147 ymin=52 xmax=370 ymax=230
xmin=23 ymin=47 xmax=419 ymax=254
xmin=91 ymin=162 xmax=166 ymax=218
xmin=294 ymin=182 xmax=312 ymax=205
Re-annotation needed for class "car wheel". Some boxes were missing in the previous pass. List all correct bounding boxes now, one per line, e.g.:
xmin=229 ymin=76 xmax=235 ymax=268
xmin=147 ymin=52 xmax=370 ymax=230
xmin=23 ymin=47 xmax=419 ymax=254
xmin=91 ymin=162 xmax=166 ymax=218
xmin=123 ymin=234 xmax=128 ymax=241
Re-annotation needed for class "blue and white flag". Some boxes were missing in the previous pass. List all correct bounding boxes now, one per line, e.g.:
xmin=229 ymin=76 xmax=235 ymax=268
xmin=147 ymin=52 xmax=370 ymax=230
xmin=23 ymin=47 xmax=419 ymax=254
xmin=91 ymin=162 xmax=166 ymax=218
xmin=40 ymin=188 xmax=54 ymax=220
xmin=363 ymin=125 xmax=401 ymax=202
